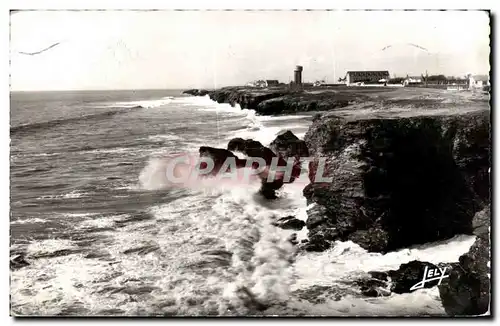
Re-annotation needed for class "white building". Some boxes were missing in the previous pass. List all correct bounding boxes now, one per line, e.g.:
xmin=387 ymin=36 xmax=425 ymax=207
xmin=468 ymin=74 xmax=490 ymax=90
xmin=404 ymin=76 xmax=423 ymax=86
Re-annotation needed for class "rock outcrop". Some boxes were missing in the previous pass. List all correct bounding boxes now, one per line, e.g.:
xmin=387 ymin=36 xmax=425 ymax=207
xmin=438 ymin=205 xmax=491 ymax=316
xmin=183 ymin=86 xmax=361 ymax=115
xmin=198 ymin=146 xmax=246 ymax=174
xmin=269 ymin=130 xmax=309 ymax=160
xmin=200 ymin=132 xmax=308 ymax=199
xmin=10 ymin=254 xmax=30 ymax=270
xmin=227 ymin=138 xmax=265 ymax=153
xmin=355 ymin=260 xmax=454 ymax=297
xmin=182 ymin=89 xmax=210 ymax=96
xmin=303 ymin=104 xmax=490 ymax=253
xmin=271 ymin=216 xmax=305 ymax=231
xmin=226 ymin=135 xmax=304 ymax=199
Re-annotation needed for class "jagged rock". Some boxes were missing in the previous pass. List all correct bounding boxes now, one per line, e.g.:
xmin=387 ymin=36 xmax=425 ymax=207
xmin=304 ymin=203 xmax=329 ymax=229
xmin=209 ymin=87 xmax=289 ymax=113
xmin=287 ymin=233 xmax=299 ymax=245
xmin=198 ymin=146 xmax=246 ymax=175
xmin=472 ymin=205 xmax=490 ymax=238
xmin=357 ymin=260 xmax=453 ymax=297
xmin=225 ymin=137 xmax=301 ymax=199
xmin=301 ymin=225 xmax=338 ymax=252
xmin=227 ymin=138 xmax=264 ymax=153
xmin=185 ymin=86 xmax=362 ymax=115
xmin=303 ymin=106 xmax=490 ymax=253
xmin=387 ymin=261 xmax=442 ymax=294
xmin=346 ymin=227 xmax=389 ymax=253
xmin=10 ymin=254 xmax=30 ymax=270
xmin=269 ymin=130 xmax=309 ymax=160
xmin=257 ymin=93 xmax=350 ymax=115
xmin=182 ymin=89 xmax=210 ymax=96
xmin=259 ymin=179 xmax=284 ymax=200
xmin=439 ymin=206 xmax=491 ymax=316
xmin=271 ymin=216 xmax=305 ymax=231
xmin=355 ymin=277 xmax=391 ymax=297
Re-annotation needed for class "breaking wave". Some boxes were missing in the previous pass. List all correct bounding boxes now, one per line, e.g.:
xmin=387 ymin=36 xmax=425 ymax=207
xmin=10 ymin=93 xmax=478 ymax=316
xmin=10 ymin=107 xmax=142 ymax=135
xmin=108 ymin=96 xmax=174 ymax=109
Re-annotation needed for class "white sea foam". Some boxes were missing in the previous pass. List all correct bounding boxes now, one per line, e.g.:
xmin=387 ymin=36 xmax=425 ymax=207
xmin=109 ymin=96 xmax=174 ymax=109
xmin=11 ymin=218 xmax=49 ymax=225
xmin=11 ymin=94 xmax=479 ymax=316
xmin=147 ymin=134 xmax=183 ymax=142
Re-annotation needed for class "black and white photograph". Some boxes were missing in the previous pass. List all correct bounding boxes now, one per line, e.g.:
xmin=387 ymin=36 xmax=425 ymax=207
xmin=9 ymin=8 xmax=491 ymax=317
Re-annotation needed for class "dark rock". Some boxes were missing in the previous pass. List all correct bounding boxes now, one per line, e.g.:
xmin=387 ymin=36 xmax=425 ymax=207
xmin=256 ymin=92 xmax=351 ymax=115
xmin=287 ymin=233 xmax=299 ymax=245
xmin=439 ymin=206 xmax=491 ymax=316
xmin=184 ymin=86 xmax=362 ymax=115
xmin=301 ymin=231 xmax=332 ymax=252
xmin=303 ymin=106 xmax=490 ymax=253
xmin=357 ymin=260 xmax=452 ymax=297
xmin=226 ymin=137 xmax=299 ymax=199
xmin=369 ymin=271 xmax=389 ymax=281
xmin=31 ymin=249 xmax=85 ymax=259
xmin=292 ymin=285 xmax=351 ymax=304
xmin=227 ymin=138 xmax=264 ymax=153
xmin=472 ymin=205 xmax=490 ymax=239
xmin=182 ymin=89 xmax=210 ymax=96
xmin=208 ymin=87 xmax=289 ymax=113
xmin=388 ymin=260 xmax=442 ymax=294
xmin=269 ymin=130 xmax=308 ymax=182
xmin=269 ymin=130 xmax=309 ymax=160
xmin=272 ymin=216 xmax=305 ymax=231
xmin=259 ymin=179 xmax=283 ymax=200
xmin=355 ymin=277 xmax=391 ymax=297
xmin=198 ymin=146 xmax=246 ymax=175
xmin=347 ymin=227 xmax=389 ymax=253
xmin=10 ymin=254 xmax=30 ymax=270
xmin=304 ymin=203 xmax=329 ymax=229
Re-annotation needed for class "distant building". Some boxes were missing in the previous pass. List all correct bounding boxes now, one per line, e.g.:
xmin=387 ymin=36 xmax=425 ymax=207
xmin=346 ymin=71 xmax=390 ymax=86
xmin=404 ymin=76 xmax=423 ymax=86
xmin=294 ymin=66 xmax=303 ymax=85
xmin=266 ymin=80 xmax=280 ymax=87
xmin=469 ymin=74 xmax=490 ymax=90
xmin=445 ymin=77 xmax=469 ymax=91
xmin=246 ymin=80 xmax=279 ymax=88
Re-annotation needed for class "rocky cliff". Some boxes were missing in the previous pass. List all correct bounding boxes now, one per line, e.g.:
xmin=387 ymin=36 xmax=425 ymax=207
xmin=187 ymin=86 xmax=491 ymax=315
xmin=182 ymin=86 xmax=363 ymax=115
xmin=302 ymin=98 xmax=490 ymax=253
xmin=438 ymin=205 xmax=490 ymax=316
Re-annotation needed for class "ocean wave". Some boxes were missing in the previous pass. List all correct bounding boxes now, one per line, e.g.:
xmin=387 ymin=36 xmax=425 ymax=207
xmin=108 ymin=96 xmax=174 ymax=109
xmin=147 ymin=134 xmax=184 ymax=142
xmin=10 ymin=108 xmax=142 ymax=136
xmin=11 ymin=218 xmax=49 ymax=225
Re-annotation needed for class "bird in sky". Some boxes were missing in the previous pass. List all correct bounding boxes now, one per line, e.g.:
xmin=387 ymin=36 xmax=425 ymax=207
xmin=380 ymin=43 xmax=429 ymax=52
xmin=17 ymin=42 xmax=62 ymax=56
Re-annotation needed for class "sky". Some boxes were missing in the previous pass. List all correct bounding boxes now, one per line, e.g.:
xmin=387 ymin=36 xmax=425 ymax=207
xmin=10 ymin=10 xmax=490 ymax=91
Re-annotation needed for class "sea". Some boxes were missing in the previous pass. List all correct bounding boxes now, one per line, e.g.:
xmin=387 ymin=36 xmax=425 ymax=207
xmin=10 ymin=89 xmax=476 ymax=316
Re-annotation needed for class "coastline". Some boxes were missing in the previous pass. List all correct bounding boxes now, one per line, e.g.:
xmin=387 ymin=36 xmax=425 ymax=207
xmin=184 ymin=85 xmax=491 ymax=315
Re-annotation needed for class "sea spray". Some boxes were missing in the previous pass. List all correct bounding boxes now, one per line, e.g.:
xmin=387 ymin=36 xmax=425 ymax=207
xmin=218 ymin=211 xmax=297 ymax=315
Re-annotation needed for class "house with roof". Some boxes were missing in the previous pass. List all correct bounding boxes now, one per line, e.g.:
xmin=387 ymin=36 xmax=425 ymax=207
xmin=265 ymin=80 xmax=280 ymax=87
xmin=404 ymin=75 xmax=423 ymax=86
xmin=345 ymin=71 xmax=390 ymax=86
xmin=468 ymin=74 xmax=490 ymax=90
xmin=246 ymin=80 xmax=280 ymax=88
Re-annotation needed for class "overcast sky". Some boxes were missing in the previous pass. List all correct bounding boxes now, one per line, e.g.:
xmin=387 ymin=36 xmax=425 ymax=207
xmin=10 ymin=10 xmax=490 ymax=91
